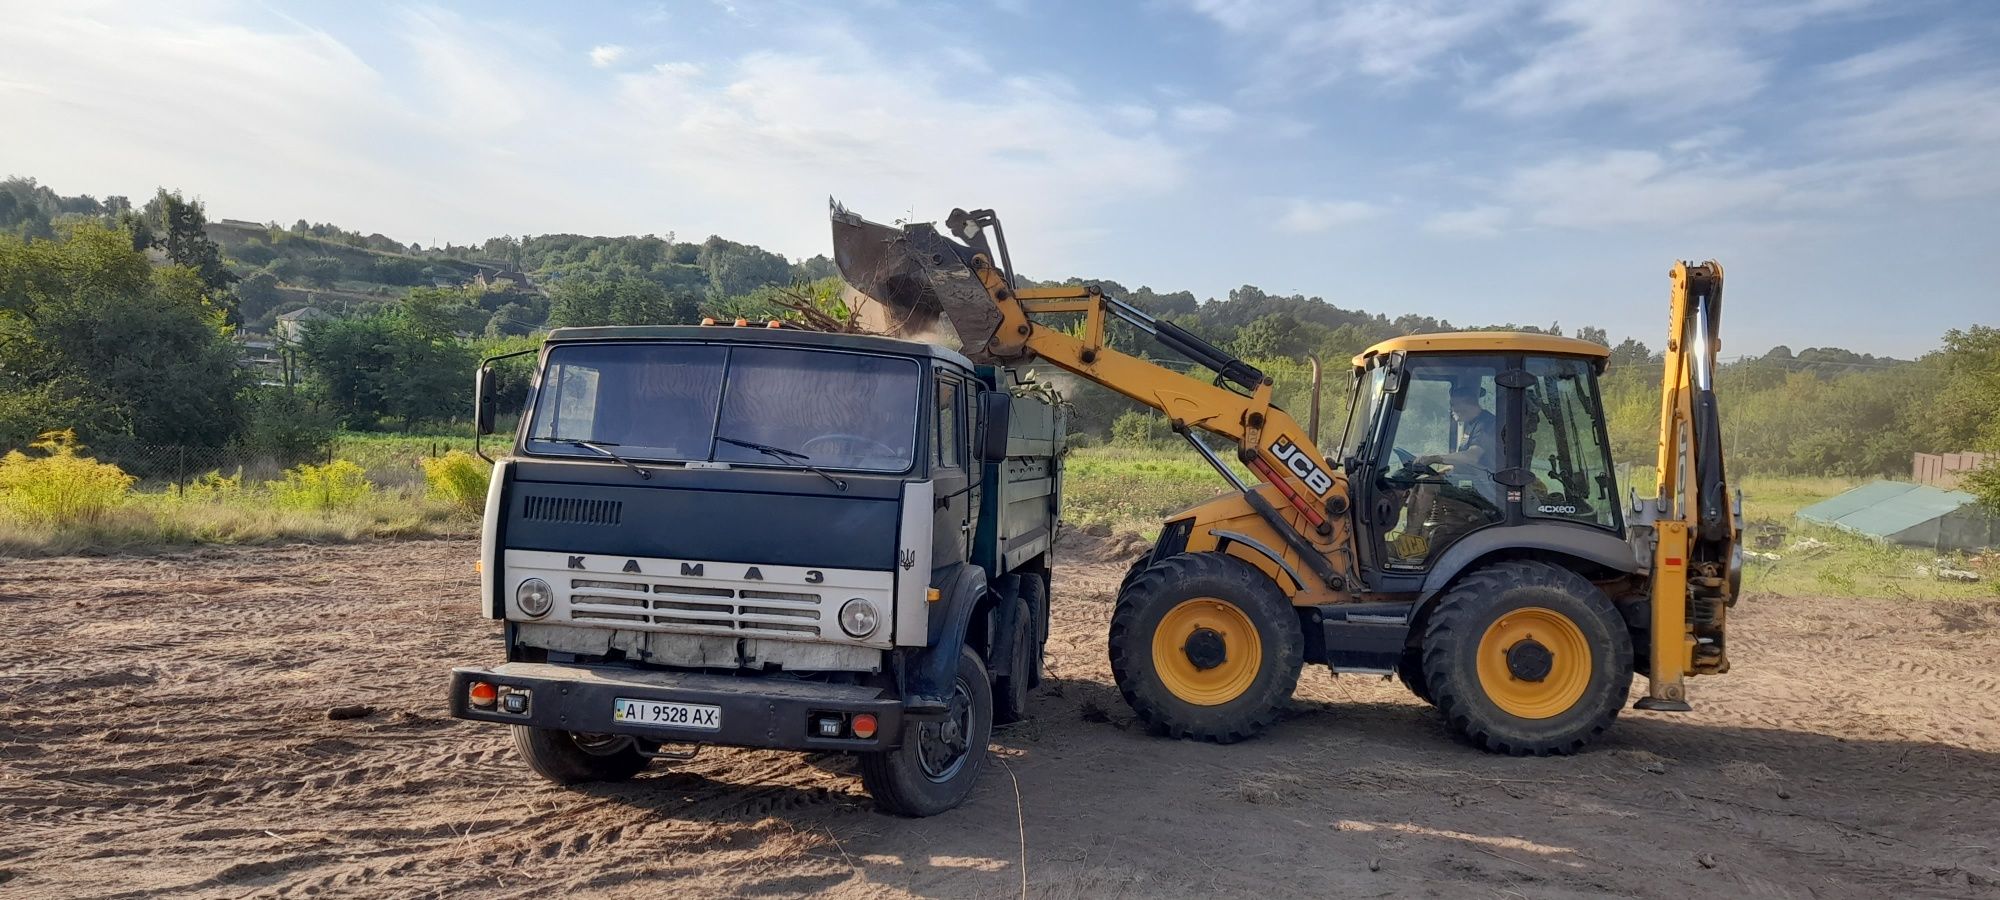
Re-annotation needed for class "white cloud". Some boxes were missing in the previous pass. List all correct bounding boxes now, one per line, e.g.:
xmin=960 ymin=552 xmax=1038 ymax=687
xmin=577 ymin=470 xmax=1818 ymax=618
xmin=1188 ymin=0 xmax=1517 ymax=89
xmin=1170 ymin=102 xmax=1237 ymax=132
xmin=0 ymin=4 xmax=1187 ymax=268
xmin=1424 ymin=205 xmax=1509 ymax=237
xmin=1188 ymin=0 xmax=1879 ymax=117
xmin=589 ymin=44 xmax=627 ymax=68
xmin=1817 ymin=31 xmax=1960 ymax=83
xmin=1275 ymin=198 xmax=1381 ymax=233
xmin=1496 ymin=150 xmax=1795 ymax=229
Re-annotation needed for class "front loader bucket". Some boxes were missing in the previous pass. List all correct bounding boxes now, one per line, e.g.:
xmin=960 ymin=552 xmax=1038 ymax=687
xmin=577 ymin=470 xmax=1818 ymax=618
xmin=829 ymin=200 xmax=1006 ymax=360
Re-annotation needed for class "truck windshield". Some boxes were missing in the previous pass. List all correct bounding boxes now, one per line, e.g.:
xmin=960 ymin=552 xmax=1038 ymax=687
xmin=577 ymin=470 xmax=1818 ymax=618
xmin=525 ymin=343 xmax=921 ymax=473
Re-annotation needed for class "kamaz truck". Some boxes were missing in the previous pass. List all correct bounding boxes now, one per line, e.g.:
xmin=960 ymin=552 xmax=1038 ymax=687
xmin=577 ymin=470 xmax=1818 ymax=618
xmin=449 ymin=323 xmax=1065 ymax=816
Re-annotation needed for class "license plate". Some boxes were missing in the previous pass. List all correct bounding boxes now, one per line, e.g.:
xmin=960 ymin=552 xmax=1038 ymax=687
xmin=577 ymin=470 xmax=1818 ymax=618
xmin=612 ymin=697 xmax=721 ymax=731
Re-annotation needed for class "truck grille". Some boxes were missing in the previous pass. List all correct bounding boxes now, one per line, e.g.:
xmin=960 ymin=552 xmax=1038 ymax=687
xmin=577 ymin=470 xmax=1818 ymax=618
xmin=523 ymin=496 xmax=623 ymax=526
xmin=566 ymin=577 xmax=823 ymax=637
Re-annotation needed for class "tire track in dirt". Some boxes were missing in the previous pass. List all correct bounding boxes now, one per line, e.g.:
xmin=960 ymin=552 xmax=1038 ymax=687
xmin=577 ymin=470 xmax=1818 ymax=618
xmin=3 ymin=542 xmax=1999 ymax=899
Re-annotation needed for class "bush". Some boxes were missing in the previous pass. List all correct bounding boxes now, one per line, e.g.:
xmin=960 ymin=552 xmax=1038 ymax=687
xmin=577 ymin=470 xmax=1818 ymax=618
xmin=0 ymin=430 xmax=136 ymax=525
xmin=1111 ymin=410 xmax=1171 ymax=447
xmin=240 ymin=389 xmax=335 ymax=463
xmin=420 ymin=450 xmax=490 ymax=515
xmin=267 ymin=459 xmax=372 ymax=510
xmin=181 ymin=469 xmax=244 ymax=502
xmin=1966 ymin=461 xmax=2000 ymax=513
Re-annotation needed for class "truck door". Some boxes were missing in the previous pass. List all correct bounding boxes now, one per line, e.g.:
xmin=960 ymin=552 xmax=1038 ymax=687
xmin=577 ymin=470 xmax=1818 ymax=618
xmin=931 ymin=370 xmax=972 ymax=566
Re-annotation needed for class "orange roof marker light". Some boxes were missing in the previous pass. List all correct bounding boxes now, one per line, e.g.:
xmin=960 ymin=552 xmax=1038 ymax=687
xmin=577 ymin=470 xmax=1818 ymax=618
xmin=700 ymin=317 xmax=716 ymax=326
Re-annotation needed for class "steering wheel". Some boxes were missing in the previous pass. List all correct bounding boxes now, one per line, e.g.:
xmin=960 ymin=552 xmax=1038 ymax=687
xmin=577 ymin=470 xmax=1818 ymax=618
xmin=1392 ymin=446 xmax=1440 ymax=474
xmin=803 ymin=433 xmax=899 ymax=459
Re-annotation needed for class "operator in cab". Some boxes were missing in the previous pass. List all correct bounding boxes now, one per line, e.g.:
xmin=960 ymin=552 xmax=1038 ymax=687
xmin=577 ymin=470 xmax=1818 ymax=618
xmin=1417 ymin=385 xmax=1497 ymax=474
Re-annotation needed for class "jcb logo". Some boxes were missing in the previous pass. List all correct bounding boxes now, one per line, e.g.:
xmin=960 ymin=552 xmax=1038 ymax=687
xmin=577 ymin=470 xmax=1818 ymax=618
xmin=1270 ymin=437 xmax=1334 ymax=496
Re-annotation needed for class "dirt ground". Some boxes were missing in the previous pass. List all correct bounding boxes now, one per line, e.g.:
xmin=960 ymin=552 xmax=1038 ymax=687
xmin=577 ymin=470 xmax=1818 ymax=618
xmin=4 ymin=540 xmax=1999 ymax=899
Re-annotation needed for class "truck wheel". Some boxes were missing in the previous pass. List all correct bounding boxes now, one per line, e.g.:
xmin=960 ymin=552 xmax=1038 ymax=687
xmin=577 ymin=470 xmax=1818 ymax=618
xmin=1396 ymin=649 xmax=1434 ymax=705
xmin=1109 ymin=552 xmax=1302 ymax=743
xmin=511 ymin=726 xmax=650 ymax=784
xmin=860 ymin=645 xmax=992 ymax=817
xmin=1018 ymin=572 xmax=1049 ymax=688
xmin=1419 ymin=560 xmax=1633 ymax=756
xmin=994 ymin=595 xmax=1035 ymax=725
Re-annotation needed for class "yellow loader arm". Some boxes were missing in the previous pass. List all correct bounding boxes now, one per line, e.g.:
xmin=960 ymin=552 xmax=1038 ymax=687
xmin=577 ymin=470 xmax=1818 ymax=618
xmin=832 ymin=204 xmax=1358 ymax=592
xmin=1634 ymin=261 xmax=1739 ymax=710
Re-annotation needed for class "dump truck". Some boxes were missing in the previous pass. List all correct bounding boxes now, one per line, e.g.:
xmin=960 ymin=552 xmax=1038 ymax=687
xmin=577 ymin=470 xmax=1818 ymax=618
xmin=449 ymin=323 xmax=1065 ymax=816
xmin=834 ymin=203 xmax=1738 ymax=755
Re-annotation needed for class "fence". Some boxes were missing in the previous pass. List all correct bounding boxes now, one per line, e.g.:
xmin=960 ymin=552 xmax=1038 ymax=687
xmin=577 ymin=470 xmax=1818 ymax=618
xmin=1913 ymin=452 xmax=1996 ymax=490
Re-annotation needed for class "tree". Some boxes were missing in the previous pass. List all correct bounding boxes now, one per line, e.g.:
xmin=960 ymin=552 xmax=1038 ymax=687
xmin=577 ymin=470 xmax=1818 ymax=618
xmin=300 ymin=256 xmax=342 ymax=288
xmin=236 ymin=270 xmax=284 ymax=321
xmin=141 ymin=189 xmax=237 ymax=318
xmin=0 ymin=223 xmax=244 ymax=448
xmin=698 ymin=236 xmax=793 ymax=297
xmin=547 ymin=276 xmax=698 ymax=327
xmin=297 ymin=303 xmax=474 ymax=430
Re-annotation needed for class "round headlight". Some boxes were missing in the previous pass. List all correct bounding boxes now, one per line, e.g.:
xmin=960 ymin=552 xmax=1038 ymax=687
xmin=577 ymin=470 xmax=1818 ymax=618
xmin=516 ymin=577 xmax=554 ymax=618
xmin=838 ymin=598 xmax=879 ymax=638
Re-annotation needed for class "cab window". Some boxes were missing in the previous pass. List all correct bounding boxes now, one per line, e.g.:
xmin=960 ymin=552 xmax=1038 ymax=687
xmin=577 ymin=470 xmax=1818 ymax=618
xmin=1523 ymin=357 xmax=1618 ymax=529
xmin=934 ymin=374 xmax=962 ymax=469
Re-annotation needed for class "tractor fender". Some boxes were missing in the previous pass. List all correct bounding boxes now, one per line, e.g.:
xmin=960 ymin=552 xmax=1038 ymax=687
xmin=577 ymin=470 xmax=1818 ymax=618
xmin=905 ymin=562 xmax=992 ymax=704
xmin=1418 ymin=523 xmax=1637 ymax=604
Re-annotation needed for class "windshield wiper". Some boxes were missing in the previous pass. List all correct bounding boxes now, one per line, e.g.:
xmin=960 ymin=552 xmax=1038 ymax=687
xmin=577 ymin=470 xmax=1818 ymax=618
xmin=557 ymin=439 xmax=651 ymax=480
xmin=715 ymin=435 xmax=847 ymax=491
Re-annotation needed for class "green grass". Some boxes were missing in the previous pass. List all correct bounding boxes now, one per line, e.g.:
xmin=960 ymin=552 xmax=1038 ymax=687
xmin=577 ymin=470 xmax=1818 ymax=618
xmin=1063 ymin=447 xmax=1997 ymax=600
xmin=1062 ymin=446 xmax=1236 ymax=538
xmin=0 ymin=487 xmax=473 ymax=556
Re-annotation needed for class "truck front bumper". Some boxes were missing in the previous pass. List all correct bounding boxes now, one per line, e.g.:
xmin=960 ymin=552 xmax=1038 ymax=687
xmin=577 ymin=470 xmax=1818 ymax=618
xmin=449 ymin=662 xmax=906 ymax=752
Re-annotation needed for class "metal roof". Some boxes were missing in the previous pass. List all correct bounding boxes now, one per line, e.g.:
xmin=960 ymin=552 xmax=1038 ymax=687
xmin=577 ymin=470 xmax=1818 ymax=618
xmin=1798 ymin=481 xmax=1979 ymax=538
xmin=1353 ymin=331 xmax=1612 ymax=366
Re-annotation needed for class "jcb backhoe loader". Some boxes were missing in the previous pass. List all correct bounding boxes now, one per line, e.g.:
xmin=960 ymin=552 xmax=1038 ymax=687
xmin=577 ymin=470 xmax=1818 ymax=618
xmin=832 ymin=203 xmax=1739 ymax=755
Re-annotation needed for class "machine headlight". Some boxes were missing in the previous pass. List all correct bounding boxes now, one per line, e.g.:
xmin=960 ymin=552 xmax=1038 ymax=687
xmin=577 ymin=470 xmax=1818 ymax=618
xmin=838 ymin=598 xmax=880 ymax=638
xmin=516 ymin=578 xmax=554 ymax=618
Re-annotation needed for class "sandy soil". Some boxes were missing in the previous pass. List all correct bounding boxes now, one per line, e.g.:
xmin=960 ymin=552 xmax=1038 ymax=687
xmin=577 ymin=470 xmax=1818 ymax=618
xmin=3 ymin=539 xmax=1999 ymax=899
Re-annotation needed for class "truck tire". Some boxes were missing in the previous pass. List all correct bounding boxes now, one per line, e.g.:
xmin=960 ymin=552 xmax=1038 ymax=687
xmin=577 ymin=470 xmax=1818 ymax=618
xmin=1109 ymin=552 xmax=1302 ymax=743
xmin=511 ymin=726 xmax=650 ymax=785
xmin=1419 ymin=560 xmax=1632 ymax=756
xmin=860 ymin=646 xmax=992 ymax=817
xmin=1397 ymin=649 xmax=1434 ymax=705
xmin=1018 ymin=572 xmax=1049 ymax=688
xmin=993 ymin=594 xmax=1035 ymax=725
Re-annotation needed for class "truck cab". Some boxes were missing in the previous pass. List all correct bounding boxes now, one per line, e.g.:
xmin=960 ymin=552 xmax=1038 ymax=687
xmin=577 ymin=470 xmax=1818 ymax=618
xmin=449 ymin=324 xmax=1064 ymax=816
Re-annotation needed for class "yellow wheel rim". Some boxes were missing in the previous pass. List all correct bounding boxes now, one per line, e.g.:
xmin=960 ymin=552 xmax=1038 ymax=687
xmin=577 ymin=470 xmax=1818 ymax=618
xmin=1152 ymin=598 xmax=1262 ymax=706
xmin=1476 ymin=607 xmax=1591 ymax=719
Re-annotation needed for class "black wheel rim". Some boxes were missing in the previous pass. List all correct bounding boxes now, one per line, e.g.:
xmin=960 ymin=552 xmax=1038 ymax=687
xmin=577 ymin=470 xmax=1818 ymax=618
xmin=917 ymin=674 xmax=975 ymax=782
xmin=572 ymin=733 xmax=634 ymax=756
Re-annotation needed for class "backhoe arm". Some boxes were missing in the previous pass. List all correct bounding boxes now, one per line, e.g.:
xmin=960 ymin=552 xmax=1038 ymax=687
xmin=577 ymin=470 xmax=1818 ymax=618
xmin=1636 ymin=261 xmax=1738 ymax=710
xmin=831 ymin=205 xmax=1356 ymax=590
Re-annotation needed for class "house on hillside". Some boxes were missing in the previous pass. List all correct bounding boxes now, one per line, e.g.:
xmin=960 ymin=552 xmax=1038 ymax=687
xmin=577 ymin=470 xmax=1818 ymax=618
xmin=275 ymin=306 xmax=331 ymax=343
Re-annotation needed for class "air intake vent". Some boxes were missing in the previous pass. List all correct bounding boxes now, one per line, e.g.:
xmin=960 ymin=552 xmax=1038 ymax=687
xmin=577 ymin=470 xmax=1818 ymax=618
xmin=522 ymin=495 xmax=622 ymax=526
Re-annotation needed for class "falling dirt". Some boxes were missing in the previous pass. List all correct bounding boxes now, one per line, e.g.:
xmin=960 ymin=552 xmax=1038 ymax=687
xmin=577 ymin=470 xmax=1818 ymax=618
xmin=4 ymin=540 xmax=2000 ymax=898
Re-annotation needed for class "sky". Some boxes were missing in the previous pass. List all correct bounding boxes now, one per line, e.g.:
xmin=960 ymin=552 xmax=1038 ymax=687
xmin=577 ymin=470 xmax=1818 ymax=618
xmin=3 ymin=0 xmax=1996 ymax=358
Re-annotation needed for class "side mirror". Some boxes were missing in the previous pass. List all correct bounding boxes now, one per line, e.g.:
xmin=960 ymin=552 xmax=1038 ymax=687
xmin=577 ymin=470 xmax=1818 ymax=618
xmin=475 ymin=366 xmax=498 ymax=436
xmin=977 ymin=390 xmax=1012 ymax=462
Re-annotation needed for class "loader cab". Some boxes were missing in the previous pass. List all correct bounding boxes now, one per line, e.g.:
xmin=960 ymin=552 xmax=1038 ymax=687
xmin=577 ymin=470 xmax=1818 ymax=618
xmin=1346 ymin=333 xmax=1619 ymax=588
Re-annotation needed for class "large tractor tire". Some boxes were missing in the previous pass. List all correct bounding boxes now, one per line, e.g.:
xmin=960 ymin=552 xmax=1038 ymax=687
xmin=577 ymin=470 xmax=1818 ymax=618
xmin=859 ymin=646 xmax=993 ymax=817
xmin=1419 ymin=560 xmax=1632 ymax=756
xmin=1118 ymin=550 xmax=1154 ymax=596
xmin=1109 ymin=552 xmax=1303 ymax=743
